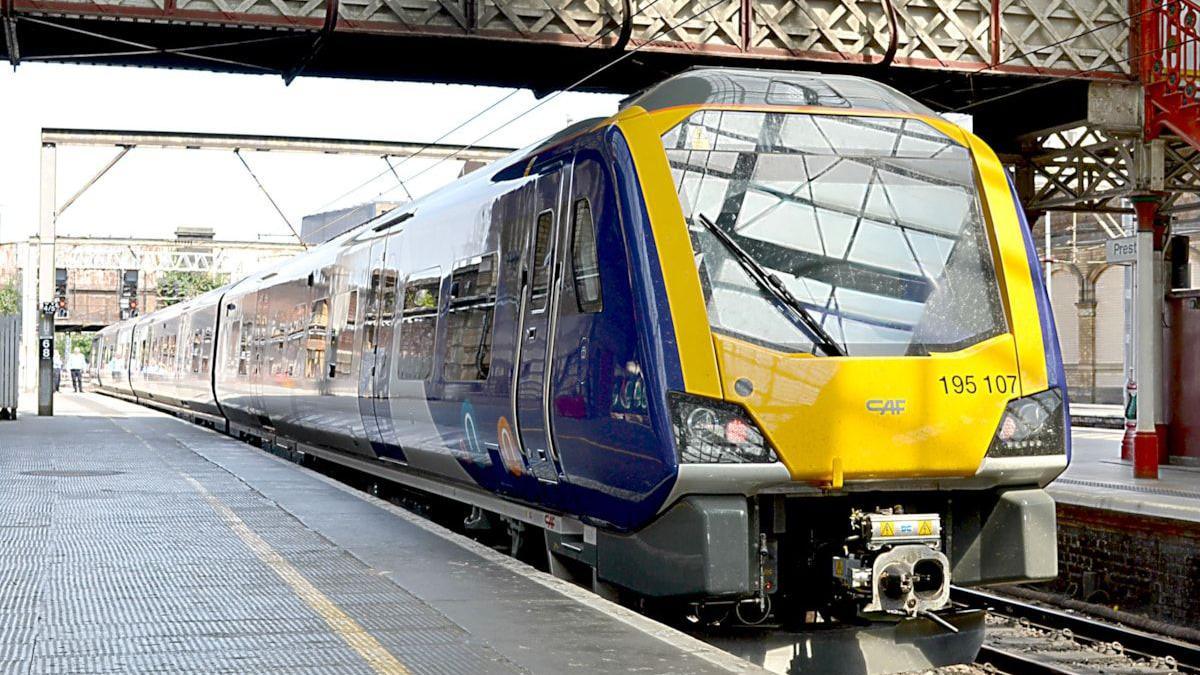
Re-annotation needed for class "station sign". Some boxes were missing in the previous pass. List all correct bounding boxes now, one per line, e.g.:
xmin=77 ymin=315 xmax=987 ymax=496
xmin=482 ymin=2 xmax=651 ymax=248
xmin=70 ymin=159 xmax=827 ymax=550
xmin=1106 ymin=236 xmax=1137 ymax=264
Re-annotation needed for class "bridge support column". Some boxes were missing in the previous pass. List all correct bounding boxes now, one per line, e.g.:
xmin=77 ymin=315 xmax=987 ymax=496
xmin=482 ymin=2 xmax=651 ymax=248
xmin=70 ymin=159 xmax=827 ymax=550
xmin=1131 ymin=194 xmax=1164 ymax=479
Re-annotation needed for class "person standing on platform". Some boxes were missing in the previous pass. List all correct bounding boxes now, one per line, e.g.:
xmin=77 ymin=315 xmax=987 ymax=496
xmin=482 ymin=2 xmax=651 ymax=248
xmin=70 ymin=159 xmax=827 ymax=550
xmin=66 ymin=349 xmax=87 ymax=393
xmin=52 ymin=351 xmax=62 ymax=392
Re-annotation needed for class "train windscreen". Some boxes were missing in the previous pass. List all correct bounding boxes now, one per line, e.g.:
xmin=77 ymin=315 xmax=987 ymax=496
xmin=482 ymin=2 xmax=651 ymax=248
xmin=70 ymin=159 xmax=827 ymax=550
xmin=663 ymin=110 xmax=1007 ymax=356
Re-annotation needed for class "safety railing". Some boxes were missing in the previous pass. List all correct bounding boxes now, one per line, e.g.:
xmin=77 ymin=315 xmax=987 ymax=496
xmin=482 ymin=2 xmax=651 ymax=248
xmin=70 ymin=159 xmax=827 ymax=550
xmin=1143 ymin=0 xmax=1200 ymax=145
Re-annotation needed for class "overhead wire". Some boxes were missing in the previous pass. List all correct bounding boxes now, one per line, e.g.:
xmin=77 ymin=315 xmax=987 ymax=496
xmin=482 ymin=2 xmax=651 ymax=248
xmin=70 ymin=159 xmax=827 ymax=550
xmin=307 ymin=87 xmax=522 ymax=214
xmin=307 ymin=0 xmax=1169 ymax=242
xmin=370 ymin=0 xmax=729 ymax=200
xmin=301 ymin=0 xmax=683 ymax=244
xmin=307 ymin=0 xmax=664 ymax=220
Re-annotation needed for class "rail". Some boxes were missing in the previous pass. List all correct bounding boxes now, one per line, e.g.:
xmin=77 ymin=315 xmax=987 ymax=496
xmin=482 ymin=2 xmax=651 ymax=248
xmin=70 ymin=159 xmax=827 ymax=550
xmin=954 ymin=586 xmax=1200 ymax=674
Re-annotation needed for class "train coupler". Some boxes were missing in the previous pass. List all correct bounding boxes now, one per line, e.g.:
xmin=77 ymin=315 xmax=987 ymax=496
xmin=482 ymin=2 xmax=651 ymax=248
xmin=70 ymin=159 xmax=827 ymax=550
xmin=831 ymin=509 xmax=950 ymax=617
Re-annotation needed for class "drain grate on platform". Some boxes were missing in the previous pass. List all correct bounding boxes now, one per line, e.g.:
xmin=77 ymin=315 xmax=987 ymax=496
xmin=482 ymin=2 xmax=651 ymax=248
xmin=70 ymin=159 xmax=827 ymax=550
xmin=19 ymin=470 xmax=123 ymax=478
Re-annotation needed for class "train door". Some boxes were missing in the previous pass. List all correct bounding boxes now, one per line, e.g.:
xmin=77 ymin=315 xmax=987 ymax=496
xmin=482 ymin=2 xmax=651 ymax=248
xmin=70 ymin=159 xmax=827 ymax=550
xmin=514 ymin=161 xmax=569 ymax=483
xmin=251 ymin=290 xmax=270 ymax=426
xmin=357 ymin=236 xmax=390 ymax=451
xmin=369 ymin=233 xmax=403 ymax=458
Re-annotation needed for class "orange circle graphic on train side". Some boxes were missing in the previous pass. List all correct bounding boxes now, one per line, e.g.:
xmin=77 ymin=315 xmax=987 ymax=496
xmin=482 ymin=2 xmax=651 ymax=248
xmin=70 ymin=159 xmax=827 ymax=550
xmin=496 ymin=416 xmax=524 ymax=477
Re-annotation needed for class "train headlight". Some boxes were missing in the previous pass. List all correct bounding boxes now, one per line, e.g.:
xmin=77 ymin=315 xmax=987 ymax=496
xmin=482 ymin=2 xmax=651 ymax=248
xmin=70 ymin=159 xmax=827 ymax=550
xmin=987 ymin=388 xmax=1065 ymax=457
xmin=669 ymin=393 xmax=778 ymax=464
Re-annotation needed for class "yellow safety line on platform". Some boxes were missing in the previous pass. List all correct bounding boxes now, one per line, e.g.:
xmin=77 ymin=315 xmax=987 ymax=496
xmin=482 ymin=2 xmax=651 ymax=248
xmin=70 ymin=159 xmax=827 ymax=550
xmin=183 ymin=475 xmax=410 ymax=675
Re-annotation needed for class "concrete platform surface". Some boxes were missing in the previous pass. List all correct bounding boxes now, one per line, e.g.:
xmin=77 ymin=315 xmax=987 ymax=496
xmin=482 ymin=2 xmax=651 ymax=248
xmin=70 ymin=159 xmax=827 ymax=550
xmin=1050 ymin=426 xmax=1200 ymax=523
xmin=0 ymin=392 xmax=762 ymax=674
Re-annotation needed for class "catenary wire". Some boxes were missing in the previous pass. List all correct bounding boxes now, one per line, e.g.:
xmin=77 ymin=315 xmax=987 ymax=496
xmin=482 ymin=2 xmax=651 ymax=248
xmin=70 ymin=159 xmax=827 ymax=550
xmin=310 ymin=0 xmax=1166 ymax=241
xmin=370 ymin=0 xmax=728 ymax=201
xmin=306 ymin=0 xmax=663 ymax=221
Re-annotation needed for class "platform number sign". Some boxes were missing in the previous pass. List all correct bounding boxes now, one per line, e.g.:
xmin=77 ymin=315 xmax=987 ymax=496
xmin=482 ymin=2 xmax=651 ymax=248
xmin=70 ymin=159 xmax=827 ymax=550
xmin=39 ymin=337 xmax=53 ymax=361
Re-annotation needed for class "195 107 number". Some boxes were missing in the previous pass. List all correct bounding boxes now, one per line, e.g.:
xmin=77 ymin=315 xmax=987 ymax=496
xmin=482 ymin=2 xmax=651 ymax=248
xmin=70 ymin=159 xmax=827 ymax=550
xmin=938 ymin=374 xmax=1018 ymax=395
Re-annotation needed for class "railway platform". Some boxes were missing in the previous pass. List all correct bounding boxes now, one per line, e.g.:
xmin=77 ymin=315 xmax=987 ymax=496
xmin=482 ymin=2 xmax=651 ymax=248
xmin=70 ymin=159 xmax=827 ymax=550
xmin=0 ymin=392 xmax=762 ymax=675
xmin=1051 ymin=427 xmax=1200 ymax=523
xmin=1043 ymin=426 xmax=1200 ymax=629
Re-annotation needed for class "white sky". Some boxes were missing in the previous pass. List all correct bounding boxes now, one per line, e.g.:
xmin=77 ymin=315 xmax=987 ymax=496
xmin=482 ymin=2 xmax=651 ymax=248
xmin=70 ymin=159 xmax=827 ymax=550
xmin=0 ymin=63 xmax=624 ymax=244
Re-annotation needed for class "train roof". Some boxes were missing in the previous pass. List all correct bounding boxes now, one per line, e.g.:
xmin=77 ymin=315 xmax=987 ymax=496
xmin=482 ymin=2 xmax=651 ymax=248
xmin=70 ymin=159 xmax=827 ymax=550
xmin=620 ymin=67 xmax=936 ymax=116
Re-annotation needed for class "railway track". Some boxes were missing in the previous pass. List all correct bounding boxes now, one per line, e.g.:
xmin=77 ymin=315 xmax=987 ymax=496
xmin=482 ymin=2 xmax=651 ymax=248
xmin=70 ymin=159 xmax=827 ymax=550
xmin=953 ymin=587 xmax=1200 ymax=674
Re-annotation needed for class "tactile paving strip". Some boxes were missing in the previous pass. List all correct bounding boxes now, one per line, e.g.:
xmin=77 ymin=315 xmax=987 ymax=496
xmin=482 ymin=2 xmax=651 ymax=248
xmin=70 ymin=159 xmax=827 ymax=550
xmin=0 ymin=395 xmax=525 ymax=674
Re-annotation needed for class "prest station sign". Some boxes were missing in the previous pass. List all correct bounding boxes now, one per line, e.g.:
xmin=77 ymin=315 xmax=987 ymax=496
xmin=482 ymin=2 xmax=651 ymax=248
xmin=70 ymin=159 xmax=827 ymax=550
xmin=1106 ymin=236 xmax=1137 ymax=264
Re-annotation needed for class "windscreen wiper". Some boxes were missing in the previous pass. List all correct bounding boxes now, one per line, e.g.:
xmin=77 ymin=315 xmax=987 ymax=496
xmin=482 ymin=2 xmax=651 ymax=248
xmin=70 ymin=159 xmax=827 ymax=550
xmin=695 ymin=213 xmax=845 ymax=357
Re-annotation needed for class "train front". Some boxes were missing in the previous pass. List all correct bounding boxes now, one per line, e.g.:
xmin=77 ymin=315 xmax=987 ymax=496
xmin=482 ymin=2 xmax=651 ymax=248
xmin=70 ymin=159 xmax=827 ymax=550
xmin=612 ymin=69 xmax=1068 ymax=626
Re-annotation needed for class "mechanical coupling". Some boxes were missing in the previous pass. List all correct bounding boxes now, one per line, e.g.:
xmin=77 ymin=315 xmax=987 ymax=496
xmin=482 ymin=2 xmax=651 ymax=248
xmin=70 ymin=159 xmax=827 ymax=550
xmin=831 ymin=509 xmax=950 ymax=617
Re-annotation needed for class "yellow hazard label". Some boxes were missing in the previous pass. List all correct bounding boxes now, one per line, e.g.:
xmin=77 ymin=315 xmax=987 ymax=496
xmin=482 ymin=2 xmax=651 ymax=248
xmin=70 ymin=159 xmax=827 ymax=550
xmin=835 ymin=560 xmax=844 ymax=576
xmin=880 ymin=522 xmax=895 ymax=537
xmin=918 ymin=520 xmax=933 ymax=536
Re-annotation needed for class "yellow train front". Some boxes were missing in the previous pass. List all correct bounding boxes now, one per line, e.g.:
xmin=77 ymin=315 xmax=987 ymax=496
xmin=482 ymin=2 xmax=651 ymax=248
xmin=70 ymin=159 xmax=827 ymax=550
xmin=600 ymin=68 xmax=1068 ymax=627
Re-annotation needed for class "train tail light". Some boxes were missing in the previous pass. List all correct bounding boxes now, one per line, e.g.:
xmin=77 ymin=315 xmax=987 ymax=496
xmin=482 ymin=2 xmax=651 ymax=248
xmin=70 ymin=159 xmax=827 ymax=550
xmin=986 ymin=388 xmax=1065 ymax=458
xmin=669 ymin=393 xmax=778 ymax=464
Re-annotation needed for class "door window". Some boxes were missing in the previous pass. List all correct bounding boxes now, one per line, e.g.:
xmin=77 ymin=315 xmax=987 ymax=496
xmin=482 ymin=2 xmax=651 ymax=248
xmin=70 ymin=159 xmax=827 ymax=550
xmin=306 ymin=298 xmax=329 ymax=379
xmin=332 ymin=289 xmax=357 ymax=377
xmin=571 ymin=198 xmax=603 ymax=313
xmin=531 ymin=210 xmax=554 ymax=310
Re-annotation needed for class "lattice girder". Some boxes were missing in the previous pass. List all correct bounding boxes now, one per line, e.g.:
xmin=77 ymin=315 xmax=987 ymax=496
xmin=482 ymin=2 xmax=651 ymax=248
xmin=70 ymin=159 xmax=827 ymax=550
xmin=10 ymin=0 xmax=1133 ymax=76
xmin=1017 ymin=123 xmax=1200 ymax=214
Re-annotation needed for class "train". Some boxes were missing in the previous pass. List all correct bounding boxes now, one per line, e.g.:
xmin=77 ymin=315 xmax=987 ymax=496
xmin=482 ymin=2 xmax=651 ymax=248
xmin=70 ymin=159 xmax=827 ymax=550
xmin=94 ymin=67 xmax=1068 ymax=633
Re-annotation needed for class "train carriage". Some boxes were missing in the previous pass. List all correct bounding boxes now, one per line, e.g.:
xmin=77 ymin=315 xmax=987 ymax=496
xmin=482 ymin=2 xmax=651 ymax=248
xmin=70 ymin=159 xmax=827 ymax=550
xmin=94 ymin=67 xmax=1068 ymax=637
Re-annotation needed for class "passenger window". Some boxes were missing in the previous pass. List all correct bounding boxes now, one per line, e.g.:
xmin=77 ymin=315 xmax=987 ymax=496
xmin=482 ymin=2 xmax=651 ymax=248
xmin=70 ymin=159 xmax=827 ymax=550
xmin=531 ymin=210 xmax=554 ymax=309
xmin=306 ymin=298 xmax=329 ymax=379
xmin=396 ymin=267 xmax=441 ymax=380
xmin=445 ymin=254 xmax=498 ymax=381
xmin=571 ymin=198 xmax=603 ymax=313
